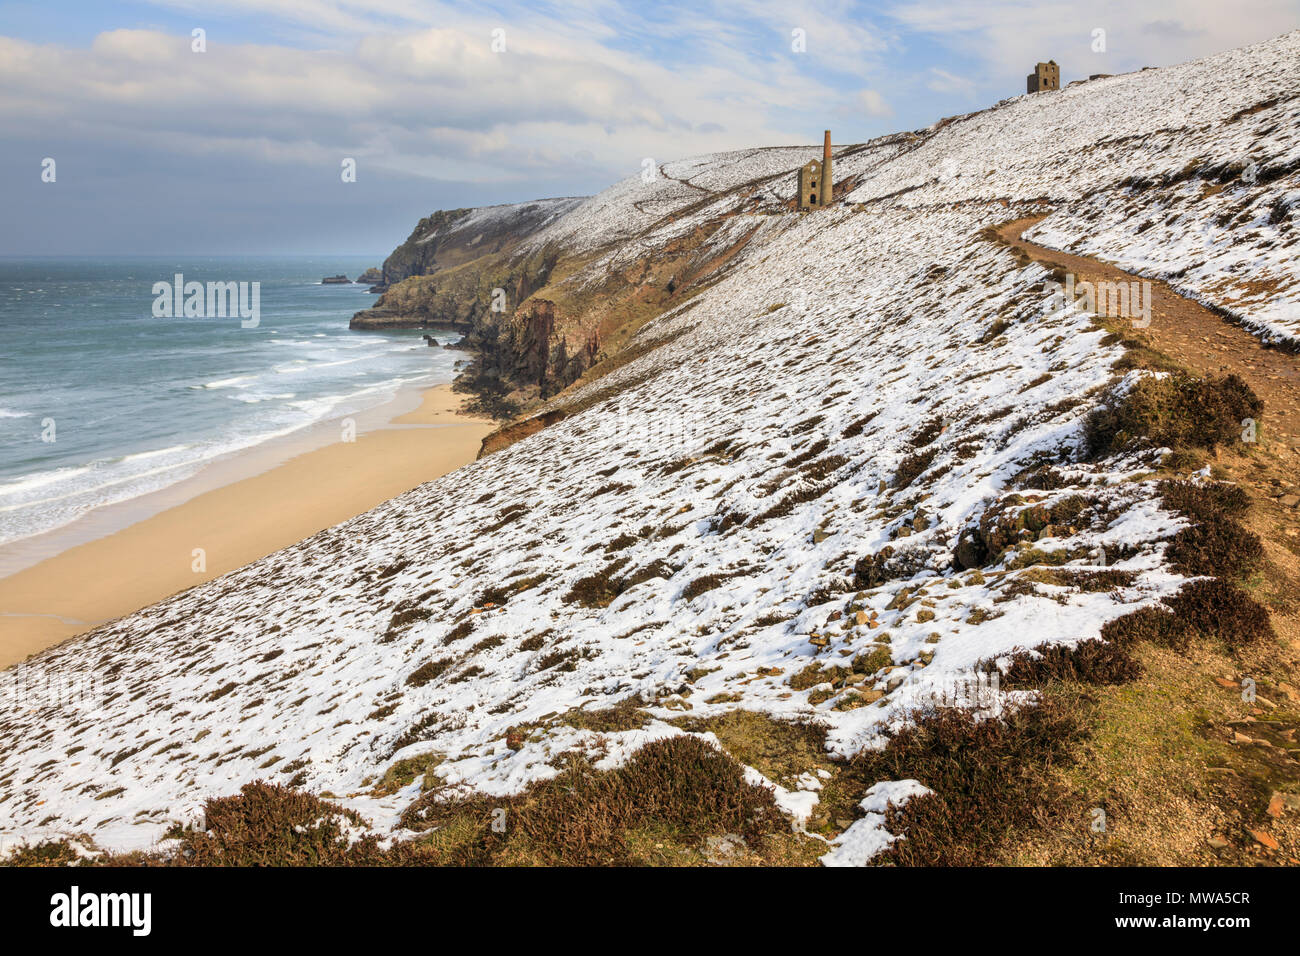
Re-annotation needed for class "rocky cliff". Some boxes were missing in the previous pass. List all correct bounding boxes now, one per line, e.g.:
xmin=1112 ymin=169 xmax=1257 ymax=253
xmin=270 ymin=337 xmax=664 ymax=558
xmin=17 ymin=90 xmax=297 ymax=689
xmin=351 ymin=144 xmax=884 ymax=414
xmin=355 ymin=198 xmax=582 ymax=296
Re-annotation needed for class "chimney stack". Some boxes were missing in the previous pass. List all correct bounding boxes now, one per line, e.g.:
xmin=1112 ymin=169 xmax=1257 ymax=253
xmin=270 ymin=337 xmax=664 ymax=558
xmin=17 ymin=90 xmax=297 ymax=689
xmin=822 ymin=130 xmax=833 ymax=204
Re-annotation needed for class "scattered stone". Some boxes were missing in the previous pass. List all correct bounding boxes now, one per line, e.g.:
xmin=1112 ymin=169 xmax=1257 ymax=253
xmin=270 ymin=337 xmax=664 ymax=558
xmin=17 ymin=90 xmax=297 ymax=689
xmin=834 ymin=687 xmax=884 ymax=710
xmin=1267 ymin=792 xmax=1300 ymax=818
xmin=1249 ymin=828 xmax=1280 ymax=850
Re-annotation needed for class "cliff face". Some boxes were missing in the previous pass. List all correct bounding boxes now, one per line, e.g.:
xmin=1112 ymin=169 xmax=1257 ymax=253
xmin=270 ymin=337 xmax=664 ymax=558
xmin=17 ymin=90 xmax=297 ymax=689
xmin=352 ymin=147 xmax=865 ymax=415
xmin=361 ymin=44 xmax=1300 ymax=422
xmin=351 ymin=201 xmax=585 ymax=407
xmin=363 ymin=199 xmax=584 ymax=293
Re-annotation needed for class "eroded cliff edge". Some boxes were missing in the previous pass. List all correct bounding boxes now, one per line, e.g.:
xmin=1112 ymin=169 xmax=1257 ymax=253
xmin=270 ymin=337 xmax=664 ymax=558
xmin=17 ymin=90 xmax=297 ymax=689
xmin=350 ymin=145 xmax=881 ymax=419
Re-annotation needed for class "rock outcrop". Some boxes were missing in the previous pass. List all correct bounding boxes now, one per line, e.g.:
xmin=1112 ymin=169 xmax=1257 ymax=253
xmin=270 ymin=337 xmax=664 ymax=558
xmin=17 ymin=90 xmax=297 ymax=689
xmin=352 ymin=180 xmax=795 ymax=417
xmin=366 ymin=199 xmax=582 ymax=293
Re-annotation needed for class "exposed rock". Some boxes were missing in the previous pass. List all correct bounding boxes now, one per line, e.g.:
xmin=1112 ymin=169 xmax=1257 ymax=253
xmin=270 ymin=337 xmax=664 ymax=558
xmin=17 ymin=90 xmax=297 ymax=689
xmin=1249 ymin=828 xmax=1280 ymax=850
xmin=350 ymin=308 xmax=450 ymax=331
xmin=477 ymin=409 xmax=568 ymax=459
xmin=377 ymin=200 xmax=580 ymax=290
xmin=1267 ymin=792 xmax=1300 ymax=817
xmin=321 ymin=274 xmax=351 ymax=284
xmin=952 ymin=494 xmax=1096 ymax=569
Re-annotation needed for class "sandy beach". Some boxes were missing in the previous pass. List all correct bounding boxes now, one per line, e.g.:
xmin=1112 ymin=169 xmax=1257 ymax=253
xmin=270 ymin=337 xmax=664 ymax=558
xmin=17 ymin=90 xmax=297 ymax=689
xmin=0 ymin=384 xmax=492 ymax=670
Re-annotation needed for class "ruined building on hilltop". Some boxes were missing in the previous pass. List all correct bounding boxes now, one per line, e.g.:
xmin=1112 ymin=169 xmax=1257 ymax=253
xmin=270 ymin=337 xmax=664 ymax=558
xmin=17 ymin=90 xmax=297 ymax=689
xmin=798 ymin=130 xmax=833 ymax=211
xmin=1027 ymin=61 xmax=1060 ymax=93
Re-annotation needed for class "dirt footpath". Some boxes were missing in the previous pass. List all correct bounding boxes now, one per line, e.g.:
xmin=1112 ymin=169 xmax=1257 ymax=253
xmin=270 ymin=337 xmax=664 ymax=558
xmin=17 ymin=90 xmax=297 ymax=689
xmin=993 ymin=212 xmax=1300 ymax=662
xmin=996 ymin=215 xmax=1300 ymax=459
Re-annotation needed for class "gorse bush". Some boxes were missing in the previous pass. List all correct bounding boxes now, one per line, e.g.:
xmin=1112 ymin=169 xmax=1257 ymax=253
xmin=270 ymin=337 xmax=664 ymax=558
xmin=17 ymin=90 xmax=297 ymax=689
xmin=999 ymin=638 xmax=1143 ymax=688
xmin=1099 ymin=580 xmax=1275 ymax=652
xmin=893 ymin=448 xmax=938 ymax=489
xmin=1164 ymin=578 xmax=1276 ymax=648
xmin=1085 ymin=372 xmax=1261 ymax=456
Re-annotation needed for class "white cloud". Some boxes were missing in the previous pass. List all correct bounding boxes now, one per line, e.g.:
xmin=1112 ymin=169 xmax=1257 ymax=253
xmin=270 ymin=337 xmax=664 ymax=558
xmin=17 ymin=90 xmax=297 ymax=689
xmin=856 ymin=88 xmax=894 ymax=117
xmin=0 ymin=24 xmax=824 ymax=185
xmin=926 ymin=67 xmax=976 ymax=97
xmin=6 ymin=0 xmax=1298 ymax=253
xmin=888 ymin=0 xmax=1300 ymax=83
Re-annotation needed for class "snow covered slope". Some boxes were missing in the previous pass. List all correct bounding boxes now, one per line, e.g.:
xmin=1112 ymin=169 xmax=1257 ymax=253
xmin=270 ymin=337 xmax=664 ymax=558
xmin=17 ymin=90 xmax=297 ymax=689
xmin=837 ymin=36 xmax=1300 ymax=344
xmin=2 ymin=31 xmax=1298 ymax=854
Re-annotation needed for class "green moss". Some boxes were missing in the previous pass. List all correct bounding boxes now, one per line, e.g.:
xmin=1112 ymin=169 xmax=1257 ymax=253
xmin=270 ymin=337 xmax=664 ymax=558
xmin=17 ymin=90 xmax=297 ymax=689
xmin=853 ymin=645 xmax=893 ymax=675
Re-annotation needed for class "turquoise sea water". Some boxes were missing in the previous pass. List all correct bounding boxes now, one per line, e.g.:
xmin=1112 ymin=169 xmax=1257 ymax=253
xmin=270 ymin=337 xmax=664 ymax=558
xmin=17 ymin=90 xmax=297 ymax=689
xmin=0 ymin=257 xmax=459 ymax=547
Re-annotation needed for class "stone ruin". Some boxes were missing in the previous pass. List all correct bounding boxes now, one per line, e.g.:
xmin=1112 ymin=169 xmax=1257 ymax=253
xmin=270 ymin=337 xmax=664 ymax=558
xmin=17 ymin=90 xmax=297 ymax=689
xmin=798 ymin=130 xmax=833 ymax=211
xmin=1027 ymin=60 xmax=1060 ymax=93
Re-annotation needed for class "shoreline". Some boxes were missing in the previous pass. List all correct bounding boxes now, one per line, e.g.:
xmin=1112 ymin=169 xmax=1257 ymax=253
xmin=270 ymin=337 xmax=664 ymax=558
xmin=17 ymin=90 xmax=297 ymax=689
xmin=0 ymin=383 xmax=492 ymax=670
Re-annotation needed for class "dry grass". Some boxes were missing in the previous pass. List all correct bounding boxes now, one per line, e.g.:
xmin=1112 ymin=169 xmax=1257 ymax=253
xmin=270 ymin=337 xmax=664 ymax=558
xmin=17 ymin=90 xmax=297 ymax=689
xmin=1085 ymin=372 xmax=1262 ymax=457
xmin=397 ymin=735 xmax=786 ymax=865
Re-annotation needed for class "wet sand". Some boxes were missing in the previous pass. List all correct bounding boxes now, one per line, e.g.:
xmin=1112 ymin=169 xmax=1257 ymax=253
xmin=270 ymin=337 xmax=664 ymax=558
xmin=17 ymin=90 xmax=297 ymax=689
xmin=0 ymin=384 xmax=491 ymax=670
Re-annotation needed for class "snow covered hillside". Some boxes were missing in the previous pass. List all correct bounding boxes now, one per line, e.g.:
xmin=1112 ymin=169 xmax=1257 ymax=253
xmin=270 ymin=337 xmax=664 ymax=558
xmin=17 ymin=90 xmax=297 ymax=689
xmin=2 ymin=31 xmax=1298 ymax=856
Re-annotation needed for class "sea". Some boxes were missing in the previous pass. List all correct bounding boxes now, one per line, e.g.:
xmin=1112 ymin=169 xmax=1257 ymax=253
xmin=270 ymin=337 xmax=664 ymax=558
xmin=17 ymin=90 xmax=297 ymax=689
xmin=0 ymin=256 xmax=461 ymax=558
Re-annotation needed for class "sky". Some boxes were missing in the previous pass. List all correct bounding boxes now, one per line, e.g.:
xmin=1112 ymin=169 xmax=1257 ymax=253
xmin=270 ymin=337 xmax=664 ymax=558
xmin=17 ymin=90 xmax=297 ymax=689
xmin=2 ymin=0 xmax=1298 ymax=256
